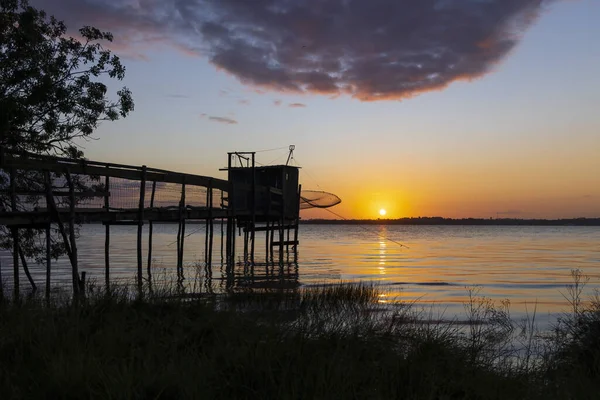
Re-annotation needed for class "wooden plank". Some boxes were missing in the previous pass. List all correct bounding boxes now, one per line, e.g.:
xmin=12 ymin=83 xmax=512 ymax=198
xmin=0 ymin=208 xmax=230 ymax=225
xmin=247 ymin=224 xmax=297 ymax=232
xmin=2 ymin=155 xmax=230 ymax=191
xmin=0 ymin=190 xmax=109 ymax=197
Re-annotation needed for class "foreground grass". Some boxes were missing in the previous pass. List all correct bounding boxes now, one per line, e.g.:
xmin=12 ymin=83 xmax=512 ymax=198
xmin=0 ymin=276 xmax=599 ymax=399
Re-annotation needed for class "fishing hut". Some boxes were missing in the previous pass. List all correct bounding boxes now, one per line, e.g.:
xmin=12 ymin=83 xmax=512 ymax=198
xmin=0 ymin=145 xmax=339 ymax=298
xmin=224 ymin=148 xmax=301 ymax=265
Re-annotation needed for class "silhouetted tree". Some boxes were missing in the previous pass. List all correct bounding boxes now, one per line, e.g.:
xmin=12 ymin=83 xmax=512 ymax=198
xmin=0 ymin=0 xmax=133 ymax=272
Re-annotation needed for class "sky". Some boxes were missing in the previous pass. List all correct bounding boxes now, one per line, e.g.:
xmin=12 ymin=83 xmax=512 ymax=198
xmin=31 ymin=0 xmax=600 ymax=219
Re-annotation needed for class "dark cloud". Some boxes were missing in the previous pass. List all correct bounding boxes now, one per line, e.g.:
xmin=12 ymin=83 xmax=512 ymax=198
xmin=289 ymin=103 xmax=307 ymax=108
xmin=208 ymin=116 xmax=238 ymax=125
xmin=33 ymin=0 xmax=560 ymax=101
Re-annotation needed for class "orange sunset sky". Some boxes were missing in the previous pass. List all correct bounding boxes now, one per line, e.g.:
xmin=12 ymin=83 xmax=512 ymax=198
xmin=35 ymin=0 xmax=600 ymax=220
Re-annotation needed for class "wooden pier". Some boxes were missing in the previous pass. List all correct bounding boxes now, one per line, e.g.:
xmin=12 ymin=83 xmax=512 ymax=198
xmin=0 ymin=149 xmax=302 ymax=298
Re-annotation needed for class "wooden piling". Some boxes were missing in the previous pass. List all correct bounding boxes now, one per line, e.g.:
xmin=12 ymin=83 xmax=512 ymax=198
xmin=10 ymin=168 xmax=18 ymax=298
xmin=294 ymin=184 xmax=301 ymax=262
xmin=207 ymin=184 xmax=214 ymax=268
xmin=225 ymin=217 xmax=231 ymax=264
xmin=147 ymin=180 xmax=156 ymax=281
xmin=231 ymin=218 xmax=236 ymax=263
xmin=0 ymin=259 xmax=3 ymax=300
xmin=243 ymin=225 xmax=248 ymax=262
xmin=12 ymin=228 xmax=19 ymax=299
xmin=205 ymin=186 xmax=210 ymax=265
xmin=104 ymin=171 xmax=110 ymax=289
xmin=270 ymin=223 xmax=275 ymax=260
xmin=176 ymin=219 xmax=182 ymax=275
xmin=65 ymin=170 xmax=80 ymax=296
xmin=137 ymin=166 xmax=147 ymax=294
xmin=279 ymin=188 xmax=285 ymax=263
xmin=46 ymin=224 xmax=51 ymax=301
xmin=250 ymin=153 xmax=256 ymax=263
xmin=278 ymin=221 xmax=284 ymax=265
xmin=221 ymin=216 xmax=224 ymax=261
xmin=265 ymin=221 xmax=270 ymax=262
xmin=177 ymin=180 xmax=186 ymax=274
xmin=286 ymin=227 xmax=291 ymax=262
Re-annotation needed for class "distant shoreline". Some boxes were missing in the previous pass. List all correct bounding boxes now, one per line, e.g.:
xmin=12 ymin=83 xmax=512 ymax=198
xmin=300 ymin=217 xmax=600 ymax=226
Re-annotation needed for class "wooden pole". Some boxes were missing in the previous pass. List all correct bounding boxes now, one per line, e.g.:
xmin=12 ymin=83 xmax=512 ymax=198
xmin=231 ymin=218 xmax=236 ymax=264
xmin=294 ymin=184 xmax=301 ymax=263
xmin=250 ymin=153 xmax=256 ymax=263
xmin=208 ymin=187 xmax=214 ymax=269
xmin=10 ymin=168 xmax=19 ymax=298
xmin=226 ymin=154 xmax=233 ymax=266
xmin=12 ymin=228 xmax=19 ymax=299
xmin=46 ymin=224 xmax=51 ymax=301
xmin=147 ymin=180 xmax=156 ymax=281
xmin=137 ymin=166 xmax=147 ymax=294
xmin=221 ymin=216 xmax=224 ymax=261
xmin=243 ymin=225 xmax=248 ymax=262
xmin=0 ymin=259 xmax=3 ymax=301
xmin=279 ymin=170 xmax=285 ymax=264
xmin=176 ymin=218 xmax=182 ymax=276
xmin=65 ymin=170 xmax=80 ymax=296
xmin=286 ymin=226 xmax=291 ymax=262
xmin=104 ymin=170 xmax=110 ymax=289
xmin=265 ymin=221 xmax=270 ymax=262
xmin=177 ymin=180 xmax=186 ymax=274
xmin=270 ymin=223 xmax=275 ymax=260
xmin=205 ymin=186 xmax=210 ymax=265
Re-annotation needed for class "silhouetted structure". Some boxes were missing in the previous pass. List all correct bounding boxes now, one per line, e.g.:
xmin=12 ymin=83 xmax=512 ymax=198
xmin=225 ymin=151 xmax=301 ymax=266
xmin=0 ymin=147 xmax=302 ymax=298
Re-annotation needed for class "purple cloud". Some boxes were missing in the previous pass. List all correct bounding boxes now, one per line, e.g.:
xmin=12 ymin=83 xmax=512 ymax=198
xmin=289 ymin=103 xmax=307 ymax=108
xmin=273 ymin=99 xmax=283 ymax=106
xmin=208 ymin=116 xmax=238 ymax=124
xmin=32 ymin=0 xmax=561 ymax=101
xmin=166 ymin=94 xmax=190 ymax=99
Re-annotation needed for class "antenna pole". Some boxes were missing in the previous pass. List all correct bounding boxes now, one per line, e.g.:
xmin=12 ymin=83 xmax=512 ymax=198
xmin=286 ymin=145 xmax=295 ymax=166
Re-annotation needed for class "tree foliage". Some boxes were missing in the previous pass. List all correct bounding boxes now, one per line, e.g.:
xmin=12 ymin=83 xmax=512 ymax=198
xmin=0 ymin=0 xmax=133 ymax=156
xmin=0 ymin=0 xmax=134 ymax=269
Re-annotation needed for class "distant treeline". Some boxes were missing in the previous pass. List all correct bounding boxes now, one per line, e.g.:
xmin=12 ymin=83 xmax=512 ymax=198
xmin=300 ymin=217 xmax=600 ymax=226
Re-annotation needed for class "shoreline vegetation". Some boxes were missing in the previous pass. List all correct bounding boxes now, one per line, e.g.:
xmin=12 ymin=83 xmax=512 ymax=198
xmin=1 ymin=271 xmax=599 ymax=399
xmin=301 ymin=217 xmax=600 ymax=226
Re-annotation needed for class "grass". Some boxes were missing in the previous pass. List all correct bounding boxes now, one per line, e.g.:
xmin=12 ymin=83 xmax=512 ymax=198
xmin=0 ymin=271 xmax=599 ymax=399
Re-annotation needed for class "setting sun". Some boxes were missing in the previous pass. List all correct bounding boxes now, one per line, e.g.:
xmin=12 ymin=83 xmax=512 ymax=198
xmin=379 ymin=209 xmax=387 ymax=217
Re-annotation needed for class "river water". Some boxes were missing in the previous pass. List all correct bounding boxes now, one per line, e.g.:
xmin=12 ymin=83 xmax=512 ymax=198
xmin=2 ymin=224 xmax=599 ymax=323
